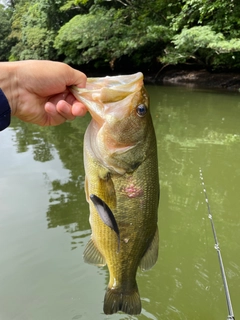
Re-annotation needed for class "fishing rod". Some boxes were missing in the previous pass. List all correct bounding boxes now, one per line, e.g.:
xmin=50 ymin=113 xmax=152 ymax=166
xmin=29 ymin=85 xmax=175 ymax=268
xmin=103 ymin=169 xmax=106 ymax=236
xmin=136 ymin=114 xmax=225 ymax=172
xmin=199 ymin=168 xmax=235 ymax=320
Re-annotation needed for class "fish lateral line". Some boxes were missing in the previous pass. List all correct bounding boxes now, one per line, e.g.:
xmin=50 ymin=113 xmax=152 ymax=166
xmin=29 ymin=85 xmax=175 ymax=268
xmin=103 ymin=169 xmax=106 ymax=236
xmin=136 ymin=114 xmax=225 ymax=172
xmin=90 ymin=194 xmax=120 ymax=252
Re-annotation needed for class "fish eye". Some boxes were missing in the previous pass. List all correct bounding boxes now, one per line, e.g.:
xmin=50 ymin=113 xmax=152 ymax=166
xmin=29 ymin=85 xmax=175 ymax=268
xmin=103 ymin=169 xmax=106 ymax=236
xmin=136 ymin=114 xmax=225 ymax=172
xmin=136 ymin=104 xmax=147 ymax=117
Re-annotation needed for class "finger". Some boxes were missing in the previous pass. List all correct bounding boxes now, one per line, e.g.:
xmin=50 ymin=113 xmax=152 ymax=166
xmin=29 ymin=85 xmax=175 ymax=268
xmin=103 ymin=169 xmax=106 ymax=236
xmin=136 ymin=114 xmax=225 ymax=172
xmin=45 ymin=102 xmax=68 ymax=126
xmin=58 ymin=92 xmax=87 ymax=117
xmin=48 ymin=91 xmax=69 ymax=106
xmin=72 ymin=101 xmax=88 ymax=117
xmin=56 ymin=100 xmax=76 ymax=121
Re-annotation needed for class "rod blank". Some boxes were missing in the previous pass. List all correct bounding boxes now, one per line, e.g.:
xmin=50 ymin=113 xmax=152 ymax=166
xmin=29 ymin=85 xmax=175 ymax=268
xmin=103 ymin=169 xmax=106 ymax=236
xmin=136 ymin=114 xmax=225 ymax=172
xmin=199 ymin=168 xmax=235 ymax=320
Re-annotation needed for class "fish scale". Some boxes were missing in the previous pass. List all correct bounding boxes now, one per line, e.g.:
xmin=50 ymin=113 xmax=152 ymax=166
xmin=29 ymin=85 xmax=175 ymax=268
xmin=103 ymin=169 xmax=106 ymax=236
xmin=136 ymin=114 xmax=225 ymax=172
xmin=71 ymin=72 xmax=159 ymax=315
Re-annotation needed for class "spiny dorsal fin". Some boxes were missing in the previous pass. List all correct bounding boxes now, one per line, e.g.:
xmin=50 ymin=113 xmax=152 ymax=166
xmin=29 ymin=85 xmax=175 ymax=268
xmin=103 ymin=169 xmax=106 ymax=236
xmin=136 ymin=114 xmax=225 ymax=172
xmin=83 ymin=237 xmax=106 ymax=266
xmin=90 ymin=194 xmax=120 ymax=247
xmin=139 ymin=226 xmax=159 ymax=271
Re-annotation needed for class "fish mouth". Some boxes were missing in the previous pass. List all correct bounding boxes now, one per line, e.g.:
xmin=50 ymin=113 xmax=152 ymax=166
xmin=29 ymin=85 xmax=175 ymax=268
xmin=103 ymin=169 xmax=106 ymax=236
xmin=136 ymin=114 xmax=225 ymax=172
xmin=70 ymin=72 xmax=144 ymax=123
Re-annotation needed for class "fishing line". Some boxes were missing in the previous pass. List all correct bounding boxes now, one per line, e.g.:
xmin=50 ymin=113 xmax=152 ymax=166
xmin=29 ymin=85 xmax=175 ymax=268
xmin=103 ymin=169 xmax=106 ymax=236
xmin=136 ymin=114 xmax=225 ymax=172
xmin=199 ymin=168 xmax=235 ymax=320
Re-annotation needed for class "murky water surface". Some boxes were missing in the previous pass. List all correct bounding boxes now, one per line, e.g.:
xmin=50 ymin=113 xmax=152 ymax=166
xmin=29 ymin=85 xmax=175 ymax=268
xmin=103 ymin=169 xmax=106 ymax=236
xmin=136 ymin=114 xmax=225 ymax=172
xmin=1 ymin=85 xmax=240 ymax=320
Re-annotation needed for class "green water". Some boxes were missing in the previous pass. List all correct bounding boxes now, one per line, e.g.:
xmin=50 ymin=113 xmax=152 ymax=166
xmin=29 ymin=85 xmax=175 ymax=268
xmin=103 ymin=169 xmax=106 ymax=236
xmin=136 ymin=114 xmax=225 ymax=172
xmin=1 ymin=85 xmax=240 ymax=320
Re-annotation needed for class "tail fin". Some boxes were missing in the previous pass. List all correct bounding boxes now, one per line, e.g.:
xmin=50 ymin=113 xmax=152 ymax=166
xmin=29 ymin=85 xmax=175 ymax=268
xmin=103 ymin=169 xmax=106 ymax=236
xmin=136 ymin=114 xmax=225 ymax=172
xmin=103 ymin=286 xmax=141 ymax=315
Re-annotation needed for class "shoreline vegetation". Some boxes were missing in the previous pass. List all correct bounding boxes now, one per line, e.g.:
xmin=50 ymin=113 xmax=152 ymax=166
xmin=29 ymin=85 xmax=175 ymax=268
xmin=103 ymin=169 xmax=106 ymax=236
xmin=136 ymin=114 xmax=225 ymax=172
xmin=1 ymin=0 xmax=240 ymax=91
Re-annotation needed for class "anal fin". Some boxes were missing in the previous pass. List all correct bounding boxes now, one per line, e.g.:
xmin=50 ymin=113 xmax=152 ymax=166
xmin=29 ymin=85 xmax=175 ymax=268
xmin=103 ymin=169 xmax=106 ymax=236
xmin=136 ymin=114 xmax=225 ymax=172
xmin=139 ymin=226 xmax=159 ymax=271
xmin=83 ymin=237 xmax=106 ymax=266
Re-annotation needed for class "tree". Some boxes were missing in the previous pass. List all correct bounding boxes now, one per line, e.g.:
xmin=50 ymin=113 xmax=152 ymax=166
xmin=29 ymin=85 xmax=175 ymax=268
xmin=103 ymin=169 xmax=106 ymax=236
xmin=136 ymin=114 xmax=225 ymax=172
xmin=3 ymin=0 xmax=240 ymax=70
xmin=158 ymin=0 xmax=240 ymax=70
xmin=0 ymin=4 xmax=15 ymax=61
xmin=9 ymin=0 xmax=72 ymax=60
xmin=159 ymin=26 xmax=240 ymax=69
xmin=54 ymin=4 xmax=171 ymax=68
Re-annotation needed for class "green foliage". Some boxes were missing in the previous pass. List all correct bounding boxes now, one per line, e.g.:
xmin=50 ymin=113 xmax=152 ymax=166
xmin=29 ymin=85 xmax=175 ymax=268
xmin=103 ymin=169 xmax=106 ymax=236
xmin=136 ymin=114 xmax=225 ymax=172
xmin=2 ymin=0 xmax=240 ymax=70
xmin=9 ymin=0 xmax=71 ymax=60
xmin=160 ymin=26 xmax=240 ymax=69
xmin=60 ymin=0 xmax=91 ymax=12
xmin=171 ymin=0 xmax=238 ymax=35
xmin=0 ymin=5 xmax=15 ymax=61
xmin=55 ymin=6 xmax=170 ymax=66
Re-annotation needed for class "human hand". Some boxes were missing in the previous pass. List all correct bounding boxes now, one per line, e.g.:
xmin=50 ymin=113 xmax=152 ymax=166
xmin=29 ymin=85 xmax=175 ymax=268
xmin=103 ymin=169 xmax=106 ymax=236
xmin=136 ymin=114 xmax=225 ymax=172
xmin=0 ymin=60 xmax=87 ymax=126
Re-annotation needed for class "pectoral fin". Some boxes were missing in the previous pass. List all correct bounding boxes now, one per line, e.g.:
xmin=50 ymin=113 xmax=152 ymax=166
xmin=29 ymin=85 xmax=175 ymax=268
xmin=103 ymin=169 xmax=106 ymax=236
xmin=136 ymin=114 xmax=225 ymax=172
xmin=90 ymin=194 xmax=120 ymax=248
xmin=83 ymin=237 xmax=106 ymax=266
xmin=139 ymin=226 xmax=159 ymax=271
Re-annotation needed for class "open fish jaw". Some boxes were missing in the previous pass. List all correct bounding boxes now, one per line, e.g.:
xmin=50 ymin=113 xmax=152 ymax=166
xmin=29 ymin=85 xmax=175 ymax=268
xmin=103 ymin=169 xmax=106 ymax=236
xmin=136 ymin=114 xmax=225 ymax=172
xmin=70 ymin=72 xmax=144 ymax=104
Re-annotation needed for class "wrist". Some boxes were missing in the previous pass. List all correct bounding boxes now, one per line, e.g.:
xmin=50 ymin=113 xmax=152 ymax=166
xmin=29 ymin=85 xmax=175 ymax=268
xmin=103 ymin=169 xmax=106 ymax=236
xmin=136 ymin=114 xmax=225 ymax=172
xmin=0 ymin=89 xmax=11 ymax=131
xmin=0 ymin=62 xmax=19 ymax=116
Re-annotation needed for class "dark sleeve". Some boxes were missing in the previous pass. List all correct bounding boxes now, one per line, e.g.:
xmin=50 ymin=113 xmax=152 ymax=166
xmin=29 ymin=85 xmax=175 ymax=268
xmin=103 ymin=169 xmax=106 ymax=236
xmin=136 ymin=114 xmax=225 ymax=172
xmin=0 ymin=89 xmax=11 ymax=131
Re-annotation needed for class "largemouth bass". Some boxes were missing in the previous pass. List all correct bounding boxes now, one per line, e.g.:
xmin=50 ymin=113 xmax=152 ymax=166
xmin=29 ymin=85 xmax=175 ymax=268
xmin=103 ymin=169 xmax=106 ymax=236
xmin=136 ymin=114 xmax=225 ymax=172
xmin=71 ymin=72 xmax=159 ymax=315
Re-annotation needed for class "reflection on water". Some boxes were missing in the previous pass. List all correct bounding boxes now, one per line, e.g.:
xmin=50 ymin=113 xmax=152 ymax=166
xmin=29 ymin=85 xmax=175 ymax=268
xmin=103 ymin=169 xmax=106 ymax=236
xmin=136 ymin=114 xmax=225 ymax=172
xmin=1 ymin=85 xmax=240 ymax=320
xmin=10 ymin=116 xmax=92 ymax=249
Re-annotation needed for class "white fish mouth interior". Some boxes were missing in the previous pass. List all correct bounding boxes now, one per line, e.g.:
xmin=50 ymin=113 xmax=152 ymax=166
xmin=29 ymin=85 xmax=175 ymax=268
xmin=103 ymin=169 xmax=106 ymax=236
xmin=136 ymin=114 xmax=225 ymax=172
xmin=85 ymin=72 xmax=143 ymax=90
xmin=71 ymin=72 xmax=144 ymax=104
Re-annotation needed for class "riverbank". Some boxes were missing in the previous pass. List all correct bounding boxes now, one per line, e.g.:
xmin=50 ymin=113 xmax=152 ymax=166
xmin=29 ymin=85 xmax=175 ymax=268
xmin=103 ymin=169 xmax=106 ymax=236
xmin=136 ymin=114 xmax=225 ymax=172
xmin=149 ymin=68 xmax=240 ymax=91
xmin=78 ymin=64 xmax=240 ymax=91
